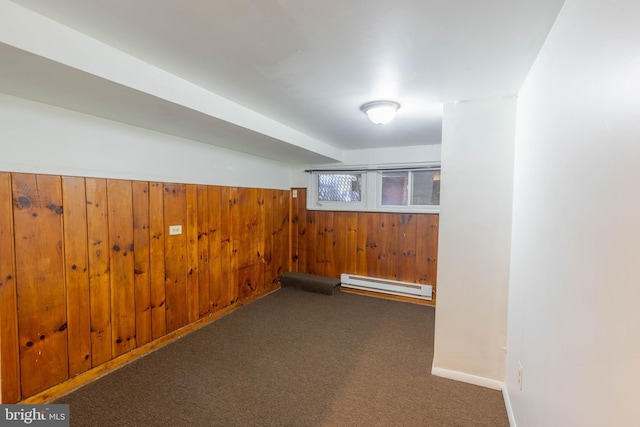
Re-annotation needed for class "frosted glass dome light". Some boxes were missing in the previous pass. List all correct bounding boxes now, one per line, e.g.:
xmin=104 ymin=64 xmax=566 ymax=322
xmin=360 ymin=100 xmax=401 ymax=125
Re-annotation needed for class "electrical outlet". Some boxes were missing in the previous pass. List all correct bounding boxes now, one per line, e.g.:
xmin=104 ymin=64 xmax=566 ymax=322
xmin=517 ymin=361 xmax=523 ymax=391
xmin=292 ymin=189 xmax=298 ymax=198
xmin=169 ymin=225 xmax=182 ymax=235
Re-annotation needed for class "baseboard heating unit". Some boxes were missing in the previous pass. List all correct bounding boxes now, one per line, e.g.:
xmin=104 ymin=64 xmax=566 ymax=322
xmin=340 ymin=274 xmax=432 ymax=301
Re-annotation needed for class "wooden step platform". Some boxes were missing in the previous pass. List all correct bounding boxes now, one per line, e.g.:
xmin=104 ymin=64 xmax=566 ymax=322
xmin=279 ymin=272 xmax=341 ymax=296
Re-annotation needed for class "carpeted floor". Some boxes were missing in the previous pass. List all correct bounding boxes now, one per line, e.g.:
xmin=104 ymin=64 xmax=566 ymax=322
xmin=54 ymin=288 xmax=509 ymax=426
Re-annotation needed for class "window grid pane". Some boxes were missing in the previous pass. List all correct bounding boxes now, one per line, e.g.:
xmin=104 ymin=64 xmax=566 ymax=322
xmin=411 ymin=170 xmax=440 ymax=205
xmin=381 ymin=172 xmax=409 ymax=206
xmin=317 ymin=174 xmax=362 ymax=202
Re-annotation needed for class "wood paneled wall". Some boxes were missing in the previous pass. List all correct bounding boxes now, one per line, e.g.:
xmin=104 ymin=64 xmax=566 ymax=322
xmin=290 ymin=188 xmax=439 ymax=303
xmin=0 ymin=172 xmax=289 ymax=403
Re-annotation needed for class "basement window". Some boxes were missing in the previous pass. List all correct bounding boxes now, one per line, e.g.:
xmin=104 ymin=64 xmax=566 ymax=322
xmin=308 ymin=164 xmax=440 ymax=213
xmin=380 ymin=170 xmax=440 ymax=207
xmin=317 ymin=173 xmax=363 ymax=202
xmin=311 ymin=172 xmax=366 ymax=210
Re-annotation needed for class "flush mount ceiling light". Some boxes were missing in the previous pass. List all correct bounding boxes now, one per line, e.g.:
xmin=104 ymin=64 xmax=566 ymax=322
xmin=360 ymin=100 xmax=401 ymax=125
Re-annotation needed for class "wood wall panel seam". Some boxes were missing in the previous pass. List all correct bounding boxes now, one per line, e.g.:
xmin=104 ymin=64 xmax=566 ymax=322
xmin=0 ymin=172 xmax=21 ymax=403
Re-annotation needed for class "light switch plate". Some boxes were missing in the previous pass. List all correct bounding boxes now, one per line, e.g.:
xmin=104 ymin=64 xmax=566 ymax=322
xmin=169 ymin=225 xmax=182 ymax=235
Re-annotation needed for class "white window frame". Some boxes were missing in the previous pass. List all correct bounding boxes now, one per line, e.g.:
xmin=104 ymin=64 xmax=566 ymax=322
xmin=307 ymin=164 xmax=440 ymax=214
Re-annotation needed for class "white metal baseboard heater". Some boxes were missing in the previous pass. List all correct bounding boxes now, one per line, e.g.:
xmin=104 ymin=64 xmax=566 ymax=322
xmin=340 ymin=273 xmax=432 ymax=301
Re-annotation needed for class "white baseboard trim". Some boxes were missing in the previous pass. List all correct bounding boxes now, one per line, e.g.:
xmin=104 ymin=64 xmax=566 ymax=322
xmin=431 ymin=363 xmax=517 ymax=426
xmin=431 ymin=363 xmax=504 ymax=390
xmin=502 ymin=386 xmax=517 ymax=427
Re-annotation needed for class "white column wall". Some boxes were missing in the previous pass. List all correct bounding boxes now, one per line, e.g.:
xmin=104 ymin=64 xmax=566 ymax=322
xmin=433 ymin=96 xmax=516 ymax=386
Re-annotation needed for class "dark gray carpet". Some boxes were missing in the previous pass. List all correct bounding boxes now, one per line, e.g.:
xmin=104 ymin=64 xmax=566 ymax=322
xmin=54 ymin=288 xmax=509 ymax=426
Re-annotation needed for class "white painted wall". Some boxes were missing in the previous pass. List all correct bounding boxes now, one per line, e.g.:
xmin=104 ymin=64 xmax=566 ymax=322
xmin=290 ymin=144 xmax=442 ymax=187
xmin=0 ymin=94 xmax=292 ymax=189
xmin=505 ymin=0 xmax=640 ymax=425
xmin=433 ymin=97 xmax=516 ymax=386
xmin=0 ymin=0 xmax=342 ymax=163
xmin=340 ymin=145 xmax=441 ymax=166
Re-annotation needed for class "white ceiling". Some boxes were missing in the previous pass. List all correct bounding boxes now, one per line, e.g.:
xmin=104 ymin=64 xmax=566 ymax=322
xmin=2 ymin=0 xmax=565 ymax=163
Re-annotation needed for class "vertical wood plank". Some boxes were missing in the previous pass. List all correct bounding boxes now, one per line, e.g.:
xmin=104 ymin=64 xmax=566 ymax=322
xmin=313 ymin=213 xmax=325 ymax=276
xmin=262 ymin=190 xmax=274 ymax=290
xmin=196 ymin=185 xmax=210 ymax=318
xmin=280 ymin=190 xmax=290 ymax=280
xmin=149 ymin=182 xmax=166 ymax=340
xmin=396 ymin=214 xmax=417 ymax=283
xmin=260 ymin=189 xmax=278 ymax=290
xmin=85 ymin=178 xmax=112 ymax=367
xmin=255 ymin=188 xmax=266 ymax=295
xmin=220 ymin=187 xmax=234 ymax=306
xmin=235 ymin=188 xmax=249 ymax=300
xmin=290 ymin=190 xmax=299 ymax=272
xmin=61 ymin=176 xmax=91 ymax=376
xmin=107 ymin=180 xmax=136 ymax=357
xmin=234 ymin=188 xmax=253 ymax=300
xmin=271 ymin=190 xmax=288 ymax=286
xmin=247 ymin=188 xmax=261 ymax=298
xmin=378 ymin=213 xmax=391 ymax=279
xmin=163 ymin=183 xmax=188 ymax=333
xmin=379 ymin=213 xmax=396 ymax=280
xmin=305 ymin=210 xmax=317 ymax=275
xmin=185 ymin=185 xmax=199 ymax=323
xmin=0 ymin=173 xmax=20 ymax=403
xmin=12 ymin=174 xmax=68 ymax=398
xmin=415 ymin=215 xmax=430 ymax=286
xmin=355 ymin=212 xmax=368 ymax=275
xmin=294 ymin=189 xmax=308 ymax=273
xmin=132 ymin=181 xmax=152 ymax=347
xmin=365 ymin=213 xmax=382 ymax=278
xmin=333 ymin=212 xmax=348 ymax=277
xmin=344 ymin=212 xmax=359 ymax=275
xmin=312 ymin=211 xmax=325 ymax=276
xmin=426 ymin=214 xmax=439 ymax=297
xmin=229 ymin=187 xmax=240 ymax=300
xmin=208 ymin=186 xmax=222 ymax=311
xmin=241 ymin=187 xmax=256 ymax=299
xmin=323 ymin=212 xmax=336 ymax=277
